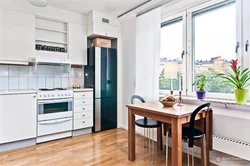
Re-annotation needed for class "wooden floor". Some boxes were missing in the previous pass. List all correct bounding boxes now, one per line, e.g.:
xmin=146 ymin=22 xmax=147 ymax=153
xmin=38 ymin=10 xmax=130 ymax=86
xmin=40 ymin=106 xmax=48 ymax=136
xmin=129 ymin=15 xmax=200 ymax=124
xmin=0 ymin=128 xmax=217 ymax=166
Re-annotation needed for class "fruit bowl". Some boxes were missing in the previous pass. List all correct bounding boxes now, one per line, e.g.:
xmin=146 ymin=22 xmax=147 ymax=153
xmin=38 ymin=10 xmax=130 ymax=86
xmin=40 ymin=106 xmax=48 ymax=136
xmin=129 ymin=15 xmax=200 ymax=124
xmin=160 ymin=96 xmax=176 ymax=107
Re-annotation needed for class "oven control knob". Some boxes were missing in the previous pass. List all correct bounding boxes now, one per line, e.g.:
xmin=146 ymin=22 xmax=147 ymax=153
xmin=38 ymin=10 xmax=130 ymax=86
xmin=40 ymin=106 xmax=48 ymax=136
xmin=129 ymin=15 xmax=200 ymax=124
xmin=65 ymin=94 xmax=67 ymax=96
xmin=48 ymin=94 xmax=50 ymax=97
xmin=61 ymin=94 xmax=64 ymax=96
xmin=44 ymin=95 xmax=46 ymax=97
xmin=52 ymin=94 xmax=54 ymax=97
xmin=68 ymin=93 xmax=71 ymax=96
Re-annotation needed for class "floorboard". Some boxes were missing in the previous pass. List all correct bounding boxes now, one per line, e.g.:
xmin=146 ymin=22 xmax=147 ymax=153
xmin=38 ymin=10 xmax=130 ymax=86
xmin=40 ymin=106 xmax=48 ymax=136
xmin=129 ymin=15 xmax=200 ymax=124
xmin=0 ymin=128 xmax=217 ymax=166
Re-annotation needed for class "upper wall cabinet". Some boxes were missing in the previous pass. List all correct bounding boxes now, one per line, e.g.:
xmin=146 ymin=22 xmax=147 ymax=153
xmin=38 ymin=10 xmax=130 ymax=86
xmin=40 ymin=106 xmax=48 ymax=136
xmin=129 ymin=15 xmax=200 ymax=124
xmin=0 ymin=8 xmax=35 ymax=62
xmin=69 ymin=23 xmax=87 ymax=65
xmin=87 ymin=11 xmax=118 ymax=38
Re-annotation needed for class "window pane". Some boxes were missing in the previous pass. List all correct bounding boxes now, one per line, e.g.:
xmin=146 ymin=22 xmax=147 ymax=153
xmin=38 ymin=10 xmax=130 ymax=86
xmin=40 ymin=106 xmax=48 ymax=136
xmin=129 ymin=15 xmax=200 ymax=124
xmin=160 ymin=19 xmax=183 ymax=91
xmin=192 ymin=2 xmax=236 ymax=93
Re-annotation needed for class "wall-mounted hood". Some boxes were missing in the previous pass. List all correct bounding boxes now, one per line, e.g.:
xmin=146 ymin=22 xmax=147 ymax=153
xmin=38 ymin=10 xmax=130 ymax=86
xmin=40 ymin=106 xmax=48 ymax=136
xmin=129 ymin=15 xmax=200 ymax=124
xmin=33 ymin=52 xmax=71 ymax=73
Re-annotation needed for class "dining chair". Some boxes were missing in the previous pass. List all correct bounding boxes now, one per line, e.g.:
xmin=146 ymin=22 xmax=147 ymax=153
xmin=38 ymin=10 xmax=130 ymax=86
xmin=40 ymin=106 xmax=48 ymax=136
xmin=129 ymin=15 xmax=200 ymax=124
xmin=131 ymin=95 xmax=161 ymax=163
xmin=164 ymin=103 xmax=211 ymax=166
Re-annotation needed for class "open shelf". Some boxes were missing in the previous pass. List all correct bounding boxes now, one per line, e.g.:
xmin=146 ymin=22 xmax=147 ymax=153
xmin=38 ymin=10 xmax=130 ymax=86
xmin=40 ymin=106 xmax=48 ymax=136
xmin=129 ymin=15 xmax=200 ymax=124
xmin=36 ymin=26 xmax=67 ymax=34
xmin=36 ymin=39 xmax=67 ymax=45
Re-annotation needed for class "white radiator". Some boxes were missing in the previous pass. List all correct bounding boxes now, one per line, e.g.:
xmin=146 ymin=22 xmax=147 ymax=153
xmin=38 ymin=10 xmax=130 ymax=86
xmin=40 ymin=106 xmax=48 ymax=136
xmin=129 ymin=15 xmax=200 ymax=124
xmin=213 ymin=134 xmax=250 ymax=161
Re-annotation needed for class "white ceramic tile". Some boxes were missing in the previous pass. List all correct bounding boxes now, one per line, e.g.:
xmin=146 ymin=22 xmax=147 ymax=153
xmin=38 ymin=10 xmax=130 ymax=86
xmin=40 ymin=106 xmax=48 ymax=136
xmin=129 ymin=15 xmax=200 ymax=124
xmin=9 ymin=66 xmax=18 ymax=77
xmin=75 ymin=68 xmax=83 ymax=78
xmin=9 ymin=78 xmax=18 ymax=90
xmin=0 ymin=65 xmax=8 ymax=77
xmin=0 ymin=78 xmax=8 ymax=90
xmin=62 ymin=73 xmax=69 ymax=78
xmin=37 ymin=73 xmax=45 ymax=78
xmin=38 ymin=77 xmax=46 ymax=89
xmin=62 ymin=78 xmax=69 ymax=88
xmin=19 ymin=78 xmax=28 ymax=90
xmin=29 ymin=78 xmax=37 ymax=90
xmin=69 ymin=68 xmax=76 ymax=77
xmin=54 ymin=77 xmax=62 ymax=88
xmin=28 ymin=66 xmax=37 ymax=78
xmin=19 ymin=66 xmax=29 ymax=77
xmin=46 ymin=77 xmax=53 ymax=89
xmin=69 ymin=78 xmax=75 ymax=88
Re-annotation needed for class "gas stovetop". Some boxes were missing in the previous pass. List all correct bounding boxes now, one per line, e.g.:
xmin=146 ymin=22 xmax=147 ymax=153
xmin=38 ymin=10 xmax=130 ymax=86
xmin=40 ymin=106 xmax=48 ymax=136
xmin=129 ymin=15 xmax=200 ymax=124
xmin=37 ymin=88 xmax=73 ymax=100
xmin=39 ymin=88 xmax=67 ymax=91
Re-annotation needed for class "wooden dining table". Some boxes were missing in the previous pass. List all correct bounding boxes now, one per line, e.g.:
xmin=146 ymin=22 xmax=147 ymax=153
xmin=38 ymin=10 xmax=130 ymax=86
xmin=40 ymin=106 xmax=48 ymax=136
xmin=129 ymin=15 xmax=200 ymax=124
xmin=126 ymin=102 xmax=213 ymax=166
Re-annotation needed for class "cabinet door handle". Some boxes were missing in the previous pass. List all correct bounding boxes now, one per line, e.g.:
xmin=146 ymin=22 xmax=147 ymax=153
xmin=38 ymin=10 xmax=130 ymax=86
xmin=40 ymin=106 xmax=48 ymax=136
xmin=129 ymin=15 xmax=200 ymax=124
xmin=82 ymin=121 xmax=85 ymax=123
xmin=236 ymin=41 xmax=240 ymax=53
xmin=82 ymin=94 xmax=85 ymax=97
xmin=82 ymin=114 xmax=85 ymax=117
xmin=82 ymin=101 xmax=85 ymax=103
xmin=82 ymin=108 xmax=85 ymax=110
xmin=246 ymin=40 xmax=249 ymax=52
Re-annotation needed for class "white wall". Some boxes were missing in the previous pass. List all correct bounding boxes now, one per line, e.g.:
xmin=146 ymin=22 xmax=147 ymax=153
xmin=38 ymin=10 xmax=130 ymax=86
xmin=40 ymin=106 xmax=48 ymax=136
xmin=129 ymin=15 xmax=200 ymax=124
xmin=0 ymin=0 xmax=87 ymax=25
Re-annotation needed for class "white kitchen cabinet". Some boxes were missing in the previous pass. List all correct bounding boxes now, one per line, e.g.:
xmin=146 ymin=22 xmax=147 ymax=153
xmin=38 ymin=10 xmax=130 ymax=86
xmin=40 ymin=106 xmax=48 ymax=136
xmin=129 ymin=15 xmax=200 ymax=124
xmin=87 ymin=11 xmax=118 ymax=38
xmin=73 ymin=91 xmax=93 ymax=130
xmin=69 ymin=23 xmax=87 ymax=65
xmin=0 ymin=93 xmax=37 ymax=144
xmin=0 ymin=8 xmax=35 ymax=62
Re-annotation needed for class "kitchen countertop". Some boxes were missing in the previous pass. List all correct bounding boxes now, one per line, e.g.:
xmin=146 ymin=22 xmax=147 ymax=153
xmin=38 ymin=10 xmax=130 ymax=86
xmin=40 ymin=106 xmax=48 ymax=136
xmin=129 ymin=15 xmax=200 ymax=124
xmin=0 ymin=89 xmax=37 ymax=95
xmin=72 ymin=88 xmax=93 ymax=92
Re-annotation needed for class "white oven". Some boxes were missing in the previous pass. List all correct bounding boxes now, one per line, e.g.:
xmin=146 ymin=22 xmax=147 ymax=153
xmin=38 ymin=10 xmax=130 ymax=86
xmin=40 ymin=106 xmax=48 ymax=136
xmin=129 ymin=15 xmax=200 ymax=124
xmin=38 ymin=98 xmax=73 ymax=121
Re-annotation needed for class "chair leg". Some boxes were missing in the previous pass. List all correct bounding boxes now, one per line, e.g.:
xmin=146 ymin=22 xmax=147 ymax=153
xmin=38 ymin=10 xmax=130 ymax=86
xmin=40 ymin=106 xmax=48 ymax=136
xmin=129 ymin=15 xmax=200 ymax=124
xmin=166 ymin=131 xmax=169 ymax=166
xmin=192 ymin=147 xmax=194 ymax=166
xmin=148 ymin=128 xmax=151 ymax=161
xmin=151 ymin=128 xmax=155 ymax=164
xmin=144 ymin=128 xmax=147 ymax=148
xmin=162 ymin=124 xmax=165 ymax=152
xmin=203 ymin=135 xmax=207 ymax=166
xmin=187 ymin=139 xmax=190 ymax=166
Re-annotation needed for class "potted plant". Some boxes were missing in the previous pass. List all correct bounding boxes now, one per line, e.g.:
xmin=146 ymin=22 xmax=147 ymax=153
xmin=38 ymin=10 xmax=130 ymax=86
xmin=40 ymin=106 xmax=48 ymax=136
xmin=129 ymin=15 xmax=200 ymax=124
xmin=218 ymin=59 xmax=250 ymax=104
xmin=193 ymin=75 xmax=207 ymax=100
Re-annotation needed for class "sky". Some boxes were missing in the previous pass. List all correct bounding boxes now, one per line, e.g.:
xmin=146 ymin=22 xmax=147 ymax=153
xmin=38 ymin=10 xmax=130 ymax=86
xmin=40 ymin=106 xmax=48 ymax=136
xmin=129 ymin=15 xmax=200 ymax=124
xmin=160 ymin=3 xmax=236 ymax=61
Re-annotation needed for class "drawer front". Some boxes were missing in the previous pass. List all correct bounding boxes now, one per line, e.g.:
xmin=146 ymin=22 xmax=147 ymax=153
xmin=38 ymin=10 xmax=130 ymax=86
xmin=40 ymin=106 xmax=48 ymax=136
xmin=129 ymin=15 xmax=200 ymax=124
xmin=74 ymin=105 xmax=93 ymax=112
xmin=74 ymin=111 xmax=93 ymax=119
xmin=74 ymin=98 xmax=93 ymax=106
xmin=74 ymin=118 xmax=93 ymax=130
xmin=74 ymin=92 xmax=93 ymax=99
xmin=38 ymin=118 xmax=72 ymax=136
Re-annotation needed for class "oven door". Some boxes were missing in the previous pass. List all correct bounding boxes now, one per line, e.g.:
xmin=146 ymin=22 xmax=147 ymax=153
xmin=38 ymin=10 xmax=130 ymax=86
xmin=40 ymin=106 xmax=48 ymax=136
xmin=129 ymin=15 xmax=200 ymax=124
xmin=38 ymin=98 xmax=73 ymax=121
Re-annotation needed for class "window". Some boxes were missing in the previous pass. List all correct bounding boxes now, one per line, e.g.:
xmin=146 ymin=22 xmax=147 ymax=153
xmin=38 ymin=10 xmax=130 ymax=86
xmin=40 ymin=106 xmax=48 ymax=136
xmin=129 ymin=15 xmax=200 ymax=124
xmin=160 ymin=14 xmax=185 ymax=93
xmin=191 ymin=1 xmax=237 ymax=94
xmin=160 ymin=0 xmax=250 ymax=99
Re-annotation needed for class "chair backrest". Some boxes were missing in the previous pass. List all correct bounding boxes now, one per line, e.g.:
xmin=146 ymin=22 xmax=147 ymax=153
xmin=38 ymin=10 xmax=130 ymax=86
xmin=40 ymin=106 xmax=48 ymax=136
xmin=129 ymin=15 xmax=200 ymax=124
xmin=131 ymin=95 xmax=147 ymax=121
xmin=131 ymin=95 xmax=145 ymax=104
xmin=188 ymin=103 xmax=211 ymax=147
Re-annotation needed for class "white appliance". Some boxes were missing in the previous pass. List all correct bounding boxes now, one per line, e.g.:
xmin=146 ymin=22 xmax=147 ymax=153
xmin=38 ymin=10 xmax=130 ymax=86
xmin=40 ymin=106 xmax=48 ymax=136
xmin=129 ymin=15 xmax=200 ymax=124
xmin=37 ymin=88 xmax=73 ymax=143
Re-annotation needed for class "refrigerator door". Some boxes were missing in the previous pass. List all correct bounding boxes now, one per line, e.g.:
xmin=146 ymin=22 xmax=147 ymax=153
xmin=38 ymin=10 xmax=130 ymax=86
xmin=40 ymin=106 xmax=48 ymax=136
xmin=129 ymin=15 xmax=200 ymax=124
xmin=95 ymin=99 xmax=101 ymax=132
xmin=101 ymin=97 xmax=117 ymax=130
xmin=101 ymin=48 xmax=117 ymax=98
xmin=95 ymin=47 xmax=101 ymax=99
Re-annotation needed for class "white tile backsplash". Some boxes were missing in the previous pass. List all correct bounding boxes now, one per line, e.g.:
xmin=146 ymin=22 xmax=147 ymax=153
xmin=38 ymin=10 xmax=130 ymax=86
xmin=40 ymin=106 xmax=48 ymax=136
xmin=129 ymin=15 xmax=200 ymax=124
xmin=0 ymin=65 xmax=8 ymax=77
xmin=9 ymin=78 xmax=18 ymax=90
xmin=9 ymin=66 xmax=18 ymax=77
xmin=0 ymin=78 xmax=8 ymax=90
xmin=0 ymin=65 xmax=84 ymax=90
xmin=19 ymin=78 xmax=29 ymax=89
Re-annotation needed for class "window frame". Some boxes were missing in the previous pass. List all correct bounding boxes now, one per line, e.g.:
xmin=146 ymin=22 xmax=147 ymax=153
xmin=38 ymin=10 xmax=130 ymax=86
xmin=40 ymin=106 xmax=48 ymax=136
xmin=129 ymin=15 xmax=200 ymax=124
xmin=186 ymin=0 xmax=242 ymax=100
xmin=160 ymin=11 xmax=187 ymax=95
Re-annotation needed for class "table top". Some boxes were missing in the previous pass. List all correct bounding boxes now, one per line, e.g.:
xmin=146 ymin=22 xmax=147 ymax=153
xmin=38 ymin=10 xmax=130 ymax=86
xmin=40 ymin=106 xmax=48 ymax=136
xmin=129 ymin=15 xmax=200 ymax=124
xmin=126 ymin=102 xmax=210 ymax=118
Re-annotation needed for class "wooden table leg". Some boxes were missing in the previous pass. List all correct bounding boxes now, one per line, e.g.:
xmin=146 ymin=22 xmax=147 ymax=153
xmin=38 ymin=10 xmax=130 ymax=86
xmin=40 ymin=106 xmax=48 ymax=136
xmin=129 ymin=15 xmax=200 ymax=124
xmin=171 ymin=118 xmax=182 ymax=166
xmin=128 ymin=108 xmax=135 ymax=161
xmin=157 ymin=125 xmax=163 ymax=150
xmin=205 ymin=110 xmax=213 ymax=166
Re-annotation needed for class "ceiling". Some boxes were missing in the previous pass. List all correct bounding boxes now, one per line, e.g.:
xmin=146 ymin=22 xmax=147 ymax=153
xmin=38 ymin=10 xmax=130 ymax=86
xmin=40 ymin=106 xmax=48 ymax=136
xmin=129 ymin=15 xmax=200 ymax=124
xmin=48 ymin=0 xmax=150 ymax=17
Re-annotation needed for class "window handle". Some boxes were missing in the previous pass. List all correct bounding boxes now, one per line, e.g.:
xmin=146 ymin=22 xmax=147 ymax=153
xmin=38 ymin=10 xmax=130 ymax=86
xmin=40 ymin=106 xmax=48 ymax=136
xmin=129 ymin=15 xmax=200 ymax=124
xmin=235 ymin=41 xmax=240 ymax=53
xmin=246 ymin=40 xmax=249 ymax=52
xmin=181 ymin=50 xmax=185 ymax=59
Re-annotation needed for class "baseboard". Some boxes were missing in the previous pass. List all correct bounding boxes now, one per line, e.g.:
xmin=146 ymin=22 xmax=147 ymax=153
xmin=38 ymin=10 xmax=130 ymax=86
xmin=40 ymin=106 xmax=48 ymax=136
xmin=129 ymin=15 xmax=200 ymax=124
xmin=0 ymin=138 xmax=36 ymax=153
xmin=73 ymin=128 xmax=92 ymax=137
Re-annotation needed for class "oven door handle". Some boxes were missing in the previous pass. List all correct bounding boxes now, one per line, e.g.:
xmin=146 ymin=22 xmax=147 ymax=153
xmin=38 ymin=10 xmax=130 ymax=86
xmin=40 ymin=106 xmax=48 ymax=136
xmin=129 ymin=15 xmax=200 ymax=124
xmin=38 ymin=99 xmax=73 ymax=104
xmin=39 ymin=118 xmax=72 ymax=125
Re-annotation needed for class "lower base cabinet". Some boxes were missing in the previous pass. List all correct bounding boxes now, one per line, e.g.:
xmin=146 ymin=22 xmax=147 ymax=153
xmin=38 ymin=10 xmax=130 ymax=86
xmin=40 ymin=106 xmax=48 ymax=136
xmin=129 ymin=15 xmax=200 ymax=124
xmin=73 ymin=91 xmax=93 ymax=130
xmin=0 ymin=93 xmax=37 ymax=144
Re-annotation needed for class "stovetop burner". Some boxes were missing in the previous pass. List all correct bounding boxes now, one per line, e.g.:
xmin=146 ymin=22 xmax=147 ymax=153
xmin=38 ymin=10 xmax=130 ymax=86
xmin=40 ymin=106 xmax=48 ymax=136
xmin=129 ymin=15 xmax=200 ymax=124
xmin=39 ymin=88 xmax=67 ymax=91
